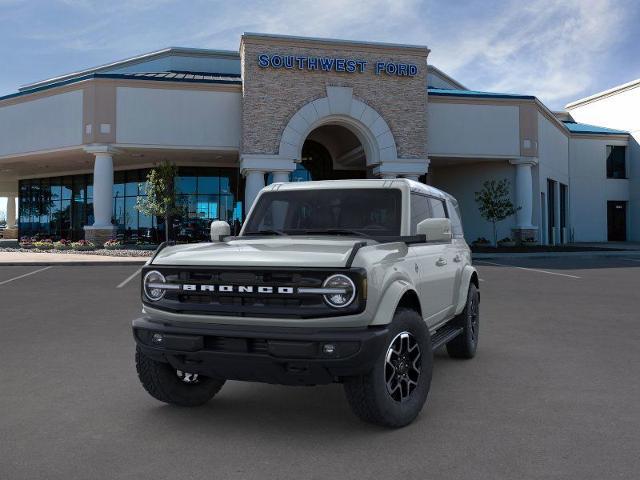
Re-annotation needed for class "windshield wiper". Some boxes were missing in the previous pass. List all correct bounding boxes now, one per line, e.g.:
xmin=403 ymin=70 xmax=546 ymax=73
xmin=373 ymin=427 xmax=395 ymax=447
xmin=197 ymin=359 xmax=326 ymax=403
xmin=244 ymin=229 xmax=288 ymax=236
xmin=301 ymin=229 xmax=372 ymax=238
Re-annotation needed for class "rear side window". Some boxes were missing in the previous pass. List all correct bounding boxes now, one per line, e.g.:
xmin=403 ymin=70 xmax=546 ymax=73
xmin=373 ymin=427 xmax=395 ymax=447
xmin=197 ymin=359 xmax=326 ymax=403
xmin=428 ymin=197 xmax=447 ymax=219
xmin=446 ymin=198 xmax=464 ymax=238
xmin=410 ymin=193 xmax=431 ymax=234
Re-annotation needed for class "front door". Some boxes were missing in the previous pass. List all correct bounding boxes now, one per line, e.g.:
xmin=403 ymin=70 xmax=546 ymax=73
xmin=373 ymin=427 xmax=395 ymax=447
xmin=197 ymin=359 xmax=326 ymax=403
xmin=607 ymin=201 xmax=627 ymax=241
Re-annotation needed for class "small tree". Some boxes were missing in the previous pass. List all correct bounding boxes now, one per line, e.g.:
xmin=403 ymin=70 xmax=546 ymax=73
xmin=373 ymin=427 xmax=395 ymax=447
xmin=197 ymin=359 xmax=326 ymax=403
xmin=474 ymin=179 xmax=519 ymax=246
xmin=136 ymin=161 xmax=182 ymax=242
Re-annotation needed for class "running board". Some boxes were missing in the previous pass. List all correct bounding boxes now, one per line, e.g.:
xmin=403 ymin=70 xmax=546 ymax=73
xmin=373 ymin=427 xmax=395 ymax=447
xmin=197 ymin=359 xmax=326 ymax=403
xmin=431 ymin=324 xmax=464 ymax=350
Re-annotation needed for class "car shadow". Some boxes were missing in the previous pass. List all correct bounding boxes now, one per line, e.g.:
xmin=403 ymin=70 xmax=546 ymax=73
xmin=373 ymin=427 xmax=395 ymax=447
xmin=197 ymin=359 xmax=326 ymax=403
xmin=134 ymin=354 xmax=453 ymax=436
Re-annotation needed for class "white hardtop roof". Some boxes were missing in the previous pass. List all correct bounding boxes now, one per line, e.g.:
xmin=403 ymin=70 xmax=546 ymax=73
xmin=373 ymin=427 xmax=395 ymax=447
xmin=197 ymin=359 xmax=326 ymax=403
xmin=265 ymin=178 xmax=448 ymax=199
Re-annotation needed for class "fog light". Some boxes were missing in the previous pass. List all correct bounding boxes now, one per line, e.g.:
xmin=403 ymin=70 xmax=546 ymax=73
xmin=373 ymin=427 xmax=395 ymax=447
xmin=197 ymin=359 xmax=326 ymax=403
xmin=152 ymin=333 xmax=164 ymax=344
xmin=322 ymin=343 xmax=336 ymax=354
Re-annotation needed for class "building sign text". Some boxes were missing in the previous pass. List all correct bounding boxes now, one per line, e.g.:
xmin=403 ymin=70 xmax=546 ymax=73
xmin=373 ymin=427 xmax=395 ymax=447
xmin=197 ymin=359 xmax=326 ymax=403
xmin=257 ymin=54 xmax=418 ymax=77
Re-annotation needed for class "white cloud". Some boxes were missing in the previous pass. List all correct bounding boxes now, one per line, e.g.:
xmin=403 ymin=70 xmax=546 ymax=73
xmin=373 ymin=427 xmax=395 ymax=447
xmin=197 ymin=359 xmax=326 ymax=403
xmin=3 ymin=0 xmax=635 ymax=109
xmin=426 ymin=0 xmax=628 ymax=107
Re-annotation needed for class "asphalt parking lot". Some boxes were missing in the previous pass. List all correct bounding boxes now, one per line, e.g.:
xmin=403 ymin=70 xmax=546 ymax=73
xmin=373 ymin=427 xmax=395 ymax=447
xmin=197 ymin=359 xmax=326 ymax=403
xmin=1 ymin=256 xmax=639 ymax=479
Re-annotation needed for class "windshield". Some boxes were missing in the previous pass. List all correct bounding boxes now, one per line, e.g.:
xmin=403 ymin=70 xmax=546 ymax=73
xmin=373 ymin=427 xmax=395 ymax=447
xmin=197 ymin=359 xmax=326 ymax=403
xmin=243 ymin=188 xmax=402 ymax=237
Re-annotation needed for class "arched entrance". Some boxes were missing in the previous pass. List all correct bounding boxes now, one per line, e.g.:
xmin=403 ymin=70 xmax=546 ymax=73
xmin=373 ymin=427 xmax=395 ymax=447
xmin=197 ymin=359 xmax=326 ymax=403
xmin=296 ymin=124 xmax=367 ymax=181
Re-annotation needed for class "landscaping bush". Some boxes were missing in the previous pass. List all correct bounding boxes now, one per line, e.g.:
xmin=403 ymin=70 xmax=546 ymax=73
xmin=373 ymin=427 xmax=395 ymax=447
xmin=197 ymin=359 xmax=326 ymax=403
xmin=497 ymin=237 xmax=516 ymax=247
xmin=33 ymin=239 xmax=54 ymax=250
xmin=104 ymin=239 xmax=123 ymax=250
xmin=54 ymin=239 xmax=73 ymax=250
xmin=472 ymin=237 xmax=491 ymax=246
xmin=19 ymin=236 xmax=34 ymax=249
xmin=71 ymin=240 xmax=96 ymax=251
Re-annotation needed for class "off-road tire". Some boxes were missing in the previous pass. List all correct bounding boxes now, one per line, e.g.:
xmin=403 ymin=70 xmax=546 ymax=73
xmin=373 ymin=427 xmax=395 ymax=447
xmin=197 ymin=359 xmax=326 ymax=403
xmin=446 ymin=283 xmax=480 ymax=359
xmin=343 ymin=308 xmax=433 ymax=428
xmin=135 ymin=346 xmax=225 ymax=406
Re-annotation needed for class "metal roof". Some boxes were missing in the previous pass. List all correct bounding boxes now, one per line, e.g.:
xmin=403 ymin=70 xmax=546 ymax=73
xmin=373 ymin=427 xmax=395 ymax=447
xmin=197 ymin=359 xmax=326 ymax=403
xmin=428 ymin=87 xmax=535 ymax=100
xmin=116 ymin=71 xmax=241 ymax=82
xmin=0 ymin=71 xmax=242 ymax=103
xmin=19 ymin=47 xmax=240 ymax=92
xmin=562 ymin=121 xmax=628 ymax=135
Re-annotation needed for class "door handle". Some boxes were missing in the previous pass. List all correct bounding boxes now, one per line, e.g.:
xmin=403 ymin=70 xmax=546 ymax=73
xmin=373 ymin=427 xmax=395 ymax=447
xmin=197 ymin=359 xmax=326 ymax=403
xmin=436 ymin=257 xmax=447 ymax=267
xmin=453 ymin=254 xmax=462 ymax=263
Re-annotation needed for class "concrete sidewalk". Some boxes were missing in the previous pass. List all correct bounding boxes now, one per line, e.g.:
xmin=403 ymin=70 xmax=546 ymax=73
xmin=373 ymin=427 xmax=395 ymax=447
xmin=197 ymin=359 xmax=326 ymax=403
xmin=0 ymin=251 xmax=149 ymax=265
xmin=473 ymin=250 xmax=640 ymax=260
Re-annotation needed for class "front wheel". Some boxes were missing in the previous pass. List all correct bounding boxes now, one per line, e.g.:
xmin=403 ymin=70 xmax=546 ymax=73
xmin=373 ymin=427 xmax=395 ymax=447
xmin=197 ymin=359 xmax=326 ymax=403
xmin=135 ymin=346 xmax=225 ymax=406
xmin=343 ymin=308 xmax=433 ymax=428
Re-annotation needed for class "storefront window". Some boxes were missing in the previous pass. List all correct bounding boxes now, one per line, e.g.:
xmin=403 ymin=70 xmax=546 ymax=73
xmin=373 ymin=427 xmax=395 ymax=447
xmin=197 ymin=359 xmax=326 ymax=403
xmin=18 ymin=166 xmax=241 ymax=242
xmin=173 ymin=167 xmax=243 ymax=241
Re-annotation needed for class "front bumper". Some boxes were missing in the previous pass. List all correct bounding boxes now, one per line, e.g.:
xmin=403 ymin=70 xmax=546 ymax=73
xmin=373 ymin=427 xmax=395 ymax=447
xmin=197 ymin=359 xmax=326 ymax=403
xmin=132 ymin=317 xmax=390 ymax=386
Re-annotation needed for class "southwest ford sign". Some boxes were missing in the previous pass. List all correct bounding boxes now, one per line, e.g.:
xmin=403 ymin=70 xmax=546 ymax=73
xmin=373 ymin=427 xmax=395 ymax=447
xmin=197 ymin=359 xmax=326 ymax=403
xmin=257 ymin=54 xmax=418 ymax=77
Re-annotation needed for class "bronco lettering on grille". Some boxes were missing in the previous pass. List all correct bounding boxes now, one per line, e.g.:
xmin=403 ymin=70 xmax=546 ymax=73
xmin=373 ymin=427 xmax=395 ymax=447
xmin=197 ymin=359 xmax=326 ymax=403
xmin=181 ymin=284 xmax=296 ymax=294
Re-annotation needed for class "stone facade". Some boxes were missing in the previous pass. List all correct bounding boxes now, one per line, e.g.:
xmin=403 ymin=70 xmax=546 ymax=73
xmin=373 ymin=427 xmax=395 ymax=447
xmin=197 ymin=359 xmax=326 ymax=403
xmin=1 ymin=228 xmax=18 ymax=240
xmin=240 ymin=34 xmax=429 ymax=161
xmin=84 ymin=226 xmax=117 ymax=247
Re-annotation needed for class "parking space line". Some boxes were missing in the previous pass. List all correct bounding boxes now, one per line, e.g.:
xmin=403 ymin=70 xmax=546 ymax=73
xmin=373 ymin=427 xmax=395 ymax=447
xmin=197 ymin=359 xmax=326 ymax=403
xmin=475 ymin=260 xmax=581 ymax=279
xmin=117 ymin=268 xmax=142 ymax=289
xmin=0 ymin=266 xmax=52 ymax=286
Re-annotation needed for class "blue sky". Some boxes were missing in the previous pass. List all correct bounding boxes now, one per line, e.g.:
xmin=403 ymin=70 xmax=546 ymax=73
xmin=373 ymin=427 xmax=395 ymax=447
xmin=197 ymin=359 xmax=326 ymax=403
xmin=1 ymin=0 xmax=639 ymax=109
xmin=1 ymin=0 xmax=640 ymax=215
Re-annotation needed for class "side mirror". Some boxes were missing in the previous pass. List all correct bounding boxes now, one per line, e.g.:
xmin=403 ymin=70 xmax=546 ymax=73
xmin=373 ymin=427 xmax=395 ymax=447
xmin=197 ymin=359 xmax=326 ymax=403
xmin=416 ymin=218 xmax=452 ymax=242
xmin=210 ymin=220 xmax=230 ymax=242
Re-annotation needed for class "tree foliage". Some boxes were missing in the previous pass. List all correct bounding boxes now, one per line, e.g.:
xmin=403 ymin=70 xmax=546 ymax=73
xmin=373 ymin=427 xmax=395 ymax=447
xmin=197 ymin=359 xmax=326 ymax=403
xmin=136 ymin=161 xmax=182 ymax=241
xmin=474 ymin=179 xmax=519 ymax=246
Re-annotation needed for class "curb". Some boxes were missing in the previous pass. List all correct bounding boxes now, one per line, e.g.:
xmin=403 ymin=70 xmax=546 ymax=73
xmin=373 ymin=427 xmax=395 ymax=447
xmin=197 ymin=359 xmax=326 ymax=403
xmin=0 ymin=261 xmax=148 ymax=266
xmin=473 ymin=251 xmax=640 ymax=260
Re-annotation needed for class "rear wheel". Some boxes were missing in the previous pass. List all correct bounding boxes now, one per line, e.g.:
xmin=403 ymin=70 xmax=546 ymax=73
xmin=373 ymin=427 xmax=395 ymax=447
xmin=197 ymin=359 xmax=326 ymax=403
xmin=343 ymin=308 xmax=433 ymax=428
xmin=135 ymin=346 xmax=225 ymax=406
xmin=446 ymin=283 xmax=480 ymax=359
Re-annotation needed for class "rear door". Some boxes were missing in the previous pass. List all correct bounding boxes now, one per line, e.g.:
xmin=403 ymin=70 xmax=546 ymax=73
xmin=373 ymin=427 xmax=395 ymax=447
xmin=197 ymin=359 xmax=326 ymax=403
xmin=409 ymin=193 xmax=457 ymax=326
xmin=427 ymin=196 xmax=460 ymax=321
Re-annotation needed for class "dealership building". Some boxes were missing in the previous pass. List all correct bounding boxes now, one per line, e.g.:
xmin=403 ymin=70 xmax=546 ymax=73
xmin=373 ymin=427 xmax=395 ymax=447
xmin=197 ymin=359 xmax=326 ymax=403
xmin=0 ymin=33 xmax=637 ymax=244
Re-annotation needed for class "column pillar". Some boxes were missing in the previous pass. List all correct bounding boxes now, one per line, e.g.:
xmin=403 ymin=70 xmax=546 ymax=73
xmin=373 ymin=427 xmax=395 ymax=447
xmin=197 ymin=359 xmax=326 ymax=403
xmin=373 ymin=158 xmax=429 ymax=180
xmin=271 ymin=171 xmax=290 ymax=184
xmin=509 ymin=157 xmax=538 ymax=242
xmin=240 ymin=154 xmax=295 ymax=213
xmin=83 ymin=145 xmax=118 ymax=245
xmin=2 ymin=194 xmax=18 ymax=240
xmin=6 ymin=195 xmax=16 ymax=228
xmin=244 ymin=170 xmax=266 ymax=212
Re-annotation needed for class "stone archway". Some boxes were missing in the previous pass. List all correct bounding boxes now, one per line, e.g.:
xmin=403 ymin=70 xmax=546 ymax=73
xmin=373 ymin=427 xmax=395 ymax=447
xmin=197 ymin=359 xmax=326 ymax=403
xmin=240 ymin=85 xmax=429 ymax=209
xmin=278 ymin=86 xmax=398 ymax=168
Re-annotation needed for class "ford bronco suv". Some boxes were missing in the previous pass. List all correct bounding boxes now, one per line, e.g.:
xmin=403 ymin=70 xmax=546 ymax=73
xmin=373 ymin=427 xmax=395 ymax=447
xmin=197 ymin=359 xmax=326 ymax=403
xmin=133 ymin=179 xmax=480 ymax=427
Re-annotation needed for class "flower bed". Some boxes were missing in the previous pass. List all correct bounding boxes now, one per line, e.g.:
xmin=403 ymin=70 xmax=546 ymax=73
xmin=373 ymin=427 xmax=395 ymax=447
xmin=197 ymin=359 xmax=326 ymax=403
xmin=104 ymin=239 xmax=123 ymax=250
xmin=71 ymin=240 xmax=96 ymax=251
xmin=54 ymin=239 xmax=73 ymax=250
xmin=0 ymin=246 xmax=155 ymax=257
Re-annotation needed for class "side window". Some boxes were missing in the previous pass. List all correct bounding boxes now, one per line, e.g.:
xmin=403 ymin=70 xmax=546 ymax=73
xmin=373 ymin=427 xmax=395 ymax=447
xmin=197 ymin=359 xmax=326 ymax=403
xmin=447 ymin=198 xmax=464 ymax=238
xmin=428 ymin=197 xmax=447 ymax=219
xmin=410 ymin=193 xmax=431 ymax=234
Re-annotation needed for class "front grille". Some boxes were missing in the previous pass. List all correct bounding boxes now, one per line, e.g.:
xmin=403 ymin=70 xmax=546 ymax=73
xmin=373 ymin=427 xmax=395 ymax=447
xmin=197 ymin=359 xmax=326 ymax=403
xmin=143 ymin=267 xmax=366 ymax=319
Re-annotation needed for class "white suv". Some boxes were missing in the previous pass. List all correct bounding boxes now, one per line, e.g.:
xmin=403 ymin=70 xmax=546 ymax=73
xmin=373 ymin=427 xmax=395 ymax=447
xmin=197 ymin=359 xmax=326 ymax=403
xmin=133 ymin=179 xmax=480 ymax=427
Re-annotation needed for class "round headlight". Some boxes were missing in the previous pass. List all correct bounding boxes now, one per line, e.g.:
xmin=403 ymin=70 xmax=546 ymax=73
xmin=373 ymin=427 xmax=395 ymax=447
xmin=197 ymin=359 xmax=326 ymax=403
xmin=143 ymin=270 xmax=166 ymax=302
xmin=323 ymin=274 xmax=356 ymax=308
